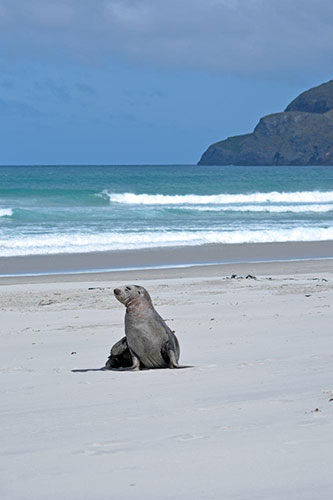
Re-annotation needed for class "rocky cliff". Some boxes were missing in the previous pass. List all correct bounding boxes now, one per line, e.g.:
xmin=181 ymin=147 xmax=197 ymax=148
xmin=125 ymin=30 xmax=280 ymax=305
xmin=199 ymin=80 xmax=333 ymax=166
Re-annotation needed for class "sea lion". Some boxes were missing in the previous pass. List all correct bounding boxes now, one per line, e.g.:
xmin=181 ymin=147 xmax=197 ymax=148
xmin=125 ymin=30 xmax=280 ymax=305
xmin=105 ymin=285 xmax=180 ymax=370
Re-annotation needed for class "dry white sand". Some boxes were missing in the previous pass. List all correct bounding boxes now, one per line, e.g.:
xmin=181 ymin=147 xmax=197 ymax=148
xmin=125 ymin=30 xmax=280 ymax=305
xmin=1 ymin=260 xmax=333 ymax=499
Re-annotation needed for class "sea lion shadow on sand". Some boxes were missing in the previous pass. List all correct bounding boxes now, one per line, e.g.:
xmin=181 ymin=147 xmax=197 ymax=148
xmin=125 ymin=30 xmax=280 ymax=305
xmin=71 ymin=368 xmax=106 ymax=373
xmin=71 ymin=365 xmax=193 ymax=373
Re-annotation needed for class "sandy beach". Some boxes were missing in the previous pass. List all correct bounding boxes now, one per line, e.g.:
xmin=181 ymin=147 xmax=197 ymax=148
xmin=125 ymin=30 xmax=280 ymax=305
xmin=1 ymin=255 xmax=333 ymax=499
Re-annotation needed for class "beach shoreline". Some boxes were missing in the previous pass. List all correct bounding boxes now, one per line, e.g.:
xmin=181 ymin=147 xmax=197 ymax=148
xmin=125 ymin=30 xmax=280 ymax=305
xmin=0 ymin=239 xmax=332 ymax=278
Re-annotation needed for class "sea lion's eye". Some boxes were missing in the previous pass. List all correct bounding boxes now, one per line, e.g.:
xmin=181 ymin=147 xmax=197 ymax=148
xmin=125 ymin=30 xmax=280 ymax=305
xmin=138 ymin=291 xmax=141 ymax=294
xmin=126 ymin=286 xmax=131 ymax=291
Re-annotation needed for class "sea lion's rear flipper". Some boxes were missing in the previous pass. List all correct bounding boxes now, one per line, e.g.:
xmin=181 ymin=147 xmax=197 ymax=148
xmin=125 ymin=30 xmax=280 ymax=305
xmin=167 ymin=349 xmax=180 ymax=368
xmin=161 ymin=341 xmax=180 ymax=369
xmin=105 ymin=336 xmax=133 ymax=369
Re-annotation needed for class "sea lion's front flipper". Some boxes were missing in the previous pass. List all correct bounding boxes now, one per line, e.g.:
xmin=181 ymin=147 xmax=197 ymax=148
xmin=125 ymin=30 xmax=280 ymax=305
xmin=105 ymin=336 xmax=132 ymax=369
xmin=113 ymin=350 xmax=141 ymax=371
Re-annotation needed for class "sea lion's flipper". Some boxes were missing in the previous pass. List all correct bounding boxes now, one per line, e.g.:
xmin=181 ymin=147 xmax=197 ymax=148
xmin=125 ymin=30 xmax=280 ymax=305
xmin=161 ymin=341 xmax=179 ymax=368
xmin=113 ymin=349 xmax=141 ymax=371
xmin=168 ymin=349 xmax=180 ymax=368
xmin=105 ymin=336 xmax=133 ymax=369
xmin=156 ymin=312 xmax=180 ymax=360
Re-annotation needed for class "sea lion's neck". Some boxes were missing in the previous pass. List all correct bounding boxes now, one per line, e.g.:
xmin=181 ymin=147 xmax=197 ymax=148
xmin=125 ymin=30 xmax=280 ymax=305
xmin=126 ymin=297 xmax=153 ymax=316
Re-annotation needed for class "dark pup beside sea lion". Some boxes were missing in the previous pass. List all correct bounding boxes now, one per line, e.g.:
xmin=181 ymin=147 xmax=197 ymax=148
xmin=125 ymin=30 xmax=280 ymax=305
xmin=105 ymin=285 xmax=180 ymax=371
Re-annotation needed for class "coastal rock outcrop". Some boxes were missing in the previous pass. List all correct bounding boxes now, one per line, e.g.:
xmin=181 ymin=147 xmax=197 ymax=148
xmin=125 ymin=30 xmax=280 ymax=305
xmin=199 ymin=80 xmax=333 ymax=166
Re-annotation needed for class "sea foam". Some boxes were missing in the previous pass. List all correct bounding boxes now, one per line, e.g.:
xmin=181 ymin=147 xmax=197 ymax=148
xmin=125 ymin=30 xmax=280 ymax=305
xmin=0 ymin=209 xmax=13 ymax=217
xmin=103 ymin=191 xmax=333 ymax=205
xmin=179 ymin=204 xmax=333 ymax=213
xmin=1 ymin=227 xmax=333 ymax=256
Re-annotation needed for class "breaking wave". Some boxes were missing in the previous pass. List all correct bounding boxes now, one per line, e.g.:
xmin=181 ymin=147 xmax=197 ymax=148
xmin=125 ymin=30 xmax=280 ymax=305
xmin=1 ymin=227 xmax=333 ymax=256
xmin=180 ymin=204 xmax=333 ymax=213
xmin=103 ymin=191 xmax=333 ymax=205
xmin=0 ymin=209 xmax=13 ymax=217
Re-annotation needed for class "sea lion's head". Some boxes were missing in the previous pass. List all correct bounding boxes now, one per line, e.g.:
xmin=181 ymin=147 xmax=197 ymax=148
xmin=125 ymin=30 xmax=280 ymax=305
xmin=114 ymin=285 xmax=152 ymax=308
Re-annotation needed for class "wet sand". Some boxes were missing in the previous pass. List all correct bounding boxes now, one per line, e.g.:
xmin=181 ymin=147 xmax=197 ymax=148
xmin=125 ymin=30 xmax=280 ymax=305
xmin=0 ymin=240 xmax=332 ymax=277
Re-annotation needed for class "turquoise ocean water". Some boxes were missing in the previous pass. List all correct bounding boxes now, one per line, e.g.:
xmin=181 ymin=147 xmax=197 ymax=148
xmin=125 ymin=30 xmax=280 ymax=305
xmin=0 ymin=165 xmax=333 ymax=257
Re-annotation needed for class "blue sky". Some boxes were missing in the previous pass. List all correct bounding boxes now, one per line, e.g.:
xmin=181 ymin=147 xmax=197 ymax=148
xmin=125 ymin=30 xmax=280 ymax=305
xmin=1 ymin=0 xmax=333 ymax=165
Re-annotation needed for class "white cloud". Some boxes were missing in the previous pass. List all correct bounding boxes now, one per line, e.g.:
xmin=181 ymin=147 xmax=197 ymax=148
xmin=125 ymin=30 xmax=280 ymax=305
xmin=0 ymin=0 xmax=333 ymax=75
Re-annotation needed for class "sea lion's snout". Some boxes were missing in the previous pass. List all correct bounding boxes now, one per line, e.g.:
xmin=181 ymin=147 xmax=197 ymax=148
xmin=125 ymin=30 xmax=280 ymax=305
xmin=113 ymin=284 xmax=152 ymax=307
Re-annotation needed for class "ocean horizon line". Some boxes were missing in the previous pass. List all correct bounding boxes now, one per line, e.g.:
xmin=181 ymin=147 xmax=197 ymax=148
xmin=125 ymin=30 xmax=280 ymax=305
xmin=1 ymin=163 xmax=333 ymax=168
